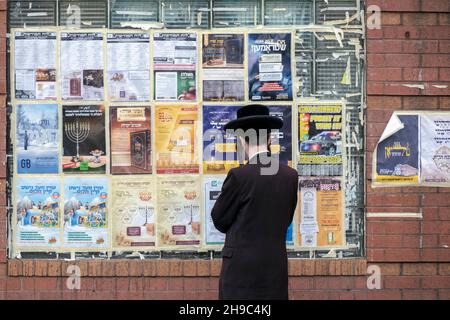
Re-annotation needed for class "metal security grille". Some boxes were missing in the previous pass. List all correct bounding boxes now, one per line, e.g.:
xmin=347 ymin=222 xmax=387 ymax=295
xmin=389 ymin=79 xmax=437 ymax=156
xmin=8 ymin=0 xmax=57 ymax=28
xmin=7 ymin=0 xmax=366 ymax=259
xmin=59 ymin=0 xmax=108 ymax=28
xmin=110 ymin=0 xmax=159 ymax=28
xmin=162 ymin=0 xmax=210 ymax=29
xmin=212 ymin=0 xmax=261 ymax=28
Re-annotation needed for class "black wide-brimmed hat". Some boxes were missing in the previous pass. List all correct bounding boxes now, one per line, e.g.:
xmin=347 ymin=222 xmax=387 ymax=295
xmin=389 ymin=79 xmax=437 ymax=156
xmin=223 ymin=104 xmax=283 ymax=131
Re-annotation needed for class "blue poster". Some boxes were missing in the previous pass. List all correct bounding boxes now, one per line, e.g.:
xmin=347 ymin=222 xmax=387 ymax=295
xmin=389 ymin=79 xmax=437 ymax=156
xmin=375 ymin=115 xmax=419 ymax=184
xmin=203 ymin=105 xmax=293 ymax=174
xmin=15 ymin=178 xmax=61 ymax=248
xmin=203 ymin=105 xmax=240 ymax=174
xmin=16 ymin=104 xmax=59 ymax=174
xmin=248 ymin=33 xmax=293 ymax=101
xmin=63 ymin=178 xmax=109 ymax=249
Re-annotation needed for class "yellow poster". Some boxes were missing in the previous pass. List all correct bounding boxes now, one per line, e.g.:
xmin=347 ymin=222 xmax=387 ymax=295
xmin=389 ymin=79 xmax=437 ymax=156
xmin=155 ymin=105 xmax=199 ymax=174
xmin=156 ymin=175 xmax=201 ymax=248
xmin=111 ymin=177 xmax=156 ymax=249
xmin=297 ymin=177 xmax=344 ymax=248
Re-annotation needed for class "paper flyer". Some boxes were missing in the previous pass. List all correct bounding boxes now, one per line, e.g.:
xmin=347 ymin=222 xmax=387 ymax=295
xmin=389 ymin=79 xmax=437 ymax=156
xmin=107 ymin=33 xmax=150 ymax=101
xmin=110 ymin=106 xmax=152 ymax=174
xmin=156 ymin=175 xmax=201 ymax=247
xmin=298 ymin=104 xmax=343 ymax=165
xmin=420 ymin=114 xmax=450 ymax=184
xmin=202 ymin=33 xmax=245 ymax=101
xmin=15 ymin=178 xmax=61 ymax=248
xmin=111 ymin=178 xmax=156 ymax=249
xmin=16 ymin=104 xmax=59 ymax=174
xmin=374 ymin=114 xmax=419 ymax=184
xmin=63 ymin=177 xmax=109 ymax=249
xmin=153 ymin=32 xmax=197 ymax=101
xmin=203 ymin=105 xmax=292 ymax=174
xmin=248 ymin=33 xmax=293 ymax=101
xmin=203 ymin=105 xmax=240 ymax=174
xmin=204 ymin=177 xmax=226 ymax=245
xmin=14 ymin=32 xmax=57 ymax=100
xmin=298 ymin=177 xmax=344 ymax=248
xmin=60 ymin=32 xmax=104 ymax=100
xmin=62 ymin=105 xmax=107 ymax=174
xmin=155 ymin=105 xmax=199 ymax=174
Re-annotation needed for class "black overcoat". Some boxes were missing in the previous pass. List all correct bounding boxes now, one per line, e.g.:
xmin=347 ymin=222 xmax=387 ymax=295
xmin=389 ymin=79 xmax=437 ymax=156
xmin=211 ymin=153 xmax=298 ymax=300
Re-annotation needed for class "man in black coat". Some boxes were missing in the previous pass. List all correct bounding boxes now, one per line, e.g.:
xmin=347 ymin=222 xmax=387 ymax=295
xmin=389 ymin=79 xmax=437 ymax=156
xmin=211 ymin=105 xmax=298 ymax=300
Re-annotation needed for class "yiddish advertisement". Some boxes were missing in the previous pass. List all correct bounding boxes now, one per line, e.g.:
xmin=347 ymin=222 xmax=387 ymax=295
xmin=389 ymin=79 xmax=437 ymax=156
xmin=15 ymin=178 xmax=61 ymax=248
xmin=157 ymin=175 xmax=201 ymax=247
xmin=155 ymin=105 xmax=199 ymax=174
xmin=107 ymin=33 xmax=150 ymax=102
xmin=16 ymin=104 xmax=59 ymax=174
xmin=14 ymin=32 xmax=57 ymax=100
xmin=112 ymin=178 xmax=156 ymax=249
xmin=62 ymin=105 xmax=106 ymax=174
xmin=298 ymin=104 xmax=343 ymax=165
xmin=204 ymin=177 xmax=226 ymax=245
xmin=110 ymin=106 xmax=152 ymax=174
xmin=153 ymin=33 xmax=197 ymax=101
xmin=374 ymin=114 xmax=419 ymax=184
xmin=202 ymin=33 xmax=245 ymax=101
xmin=63 ymin=178 xmax=109 ymax=249
xmin=298 ymin=177 xmax=344 ymax=248
xmin=420 ymin=114 xmax=450 ymax=184
xmin=60 ymin=32 xmax=104 ymax=100
xmin=203 ymin=105 xmax=292 ymax=174
xmin=203 ymin=105 xmax=240 ymax=174
xmin=248 ymin=33 xmax=292 ymax=101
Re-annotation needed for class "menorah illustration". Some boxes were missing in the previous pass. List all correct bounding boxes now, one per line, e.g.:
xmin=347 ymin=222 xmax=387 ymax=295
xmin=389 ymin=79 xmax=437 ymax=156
xmin=64 ymin=118 xmax=90 ymax=162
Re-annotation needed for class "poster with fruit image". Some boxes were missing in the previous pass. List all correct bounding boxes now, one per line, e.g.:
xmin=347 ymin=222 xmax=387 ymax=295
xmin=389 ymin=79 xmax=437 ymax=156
xmin=156 ymin=175 xmax=201 ymax=248
xmin=63 ymin=177 xmax=109 ymax=249
xmin=111 ymin=177 xmax=156 ymax=249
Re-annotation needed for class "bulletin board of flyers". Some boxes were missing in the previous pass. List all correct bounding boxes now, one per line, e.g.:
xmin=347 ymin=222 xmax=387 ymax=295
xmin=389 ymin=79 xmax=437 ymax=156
xmin=10 ymin=27 xmax=348 ymax=255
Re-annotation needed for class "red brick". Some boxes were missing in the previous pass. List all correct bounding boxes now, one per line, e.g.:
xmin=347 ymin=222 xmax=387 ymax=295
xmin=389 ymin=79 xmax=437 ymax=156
xmin=439 ymin=40 xmax=450 ymax=53
xmin=402 ymin=13 xmax=438 ymax=25
xmin=369 ymin=0 xmax=421 ymax=12
xmin=6 ymin=278 xmax=21 ymax=291
xmin=144 ymin=278 xmax=168 ymax=291
xmin=168 ymin=278 xmax=184 ymax=291
xmin=184 ymin=278 xmax=210 ymax=290
xmin=422 ymin=276 xmax=450 ymax=288
xmin=384 ymin=248 xmax=421 ymax=261
xmin=403 ymin=68 xmax=438 ymax=81
xmin=182 ymin=260 xmax=197 ymax=276
xmin=421 ymin=1 xmax=450 ymax=12
xmin=438 ymin=264 xmax=450 ymax=275
xmin=439 ymin=68 xmax=450 ymax=81
xmin=403 ymin=263 xmax=438 ymax=275
xmin=378 ymin=263 xmax=402 ymax=275
xmin=422 ymin=54 xmax=450 ymax=67
xmin=289 ymin=277 xmax=314 ymax=290
xmin=368 ymin=54 xmax=421 ymax=67
xmin=197 ymin=260 xmax=210 ymax=276
xmin=95 ymin=278 xmax=116 ymax=291
xmin=381 ymin=12 xmax=401 ymax=25
xmin=384 ymin=275 xmax=421 ymax=289
xmin=403 ymin=96 xmax=439 ymax=109
xmin=368 ymin=68 xmax=402 ymax=81
xmin=169 ymin=260 xmax=182 ymax=276
xmin=383 ymin=26 xmax=422 ymax=39
xmin=402 ymin=289 xmax=438 ymax=299
xmin=35 ymin=278 xmax=59 ymax=291
xmin=367 ymin=289 xmax=402 ymax=300
xmin=367 ymin=194 xmax=421 ymax=207
xmin=368 ymin=40 xmax=402 ymax=53
xmin=440 ymin=96 xmax=450 ymax=109
xmin=421 ymin=26 xmax=450 ymax=39
xmin=423 ymin=194 xmax=450 ymax=206
xmin=367 ymin=96 xmax=402 ymax=109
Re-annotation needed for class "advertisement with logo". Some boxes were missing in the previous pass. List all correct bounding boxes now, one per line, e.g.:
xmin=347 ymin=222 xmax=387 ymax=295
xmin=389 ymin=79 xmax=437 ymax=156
xmin=112 ymin=178 xmax=156 ymax=249
xmin=15 ymin=178 xmax=61 ymax=249
xmin=420 ymin=113 xmax=450 ymax=184
xmin=248 ymin=33 xmax=293 ymax=101
xmin=62 ymin=105 xmax=106 ymax=174
xmin=110 ymin=106 xmax=152 ymax=174
xmin=155 ymin=105 xmax=199 ymax=174
xmin=156 ymin=175 xmax=201 ymax=248
xmin=63 ymin=178 xmax=109 ymax=249
xmin=16 ymin=104 xmax=59 ymax=174
xmin=298 ymin=177 xmax=344 ymax=248
xmin=298 ymin=104 xmax=343 ymax=166
xmin=374 ymin=114 xmax=419 ymax=184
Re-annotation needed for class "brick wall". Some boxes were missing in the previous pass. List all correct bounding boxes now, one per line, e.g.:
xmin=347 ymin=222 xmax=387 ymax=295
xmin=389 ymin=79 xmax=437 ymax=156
xmin=0 ymin=0 xmax=449 ymax=300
